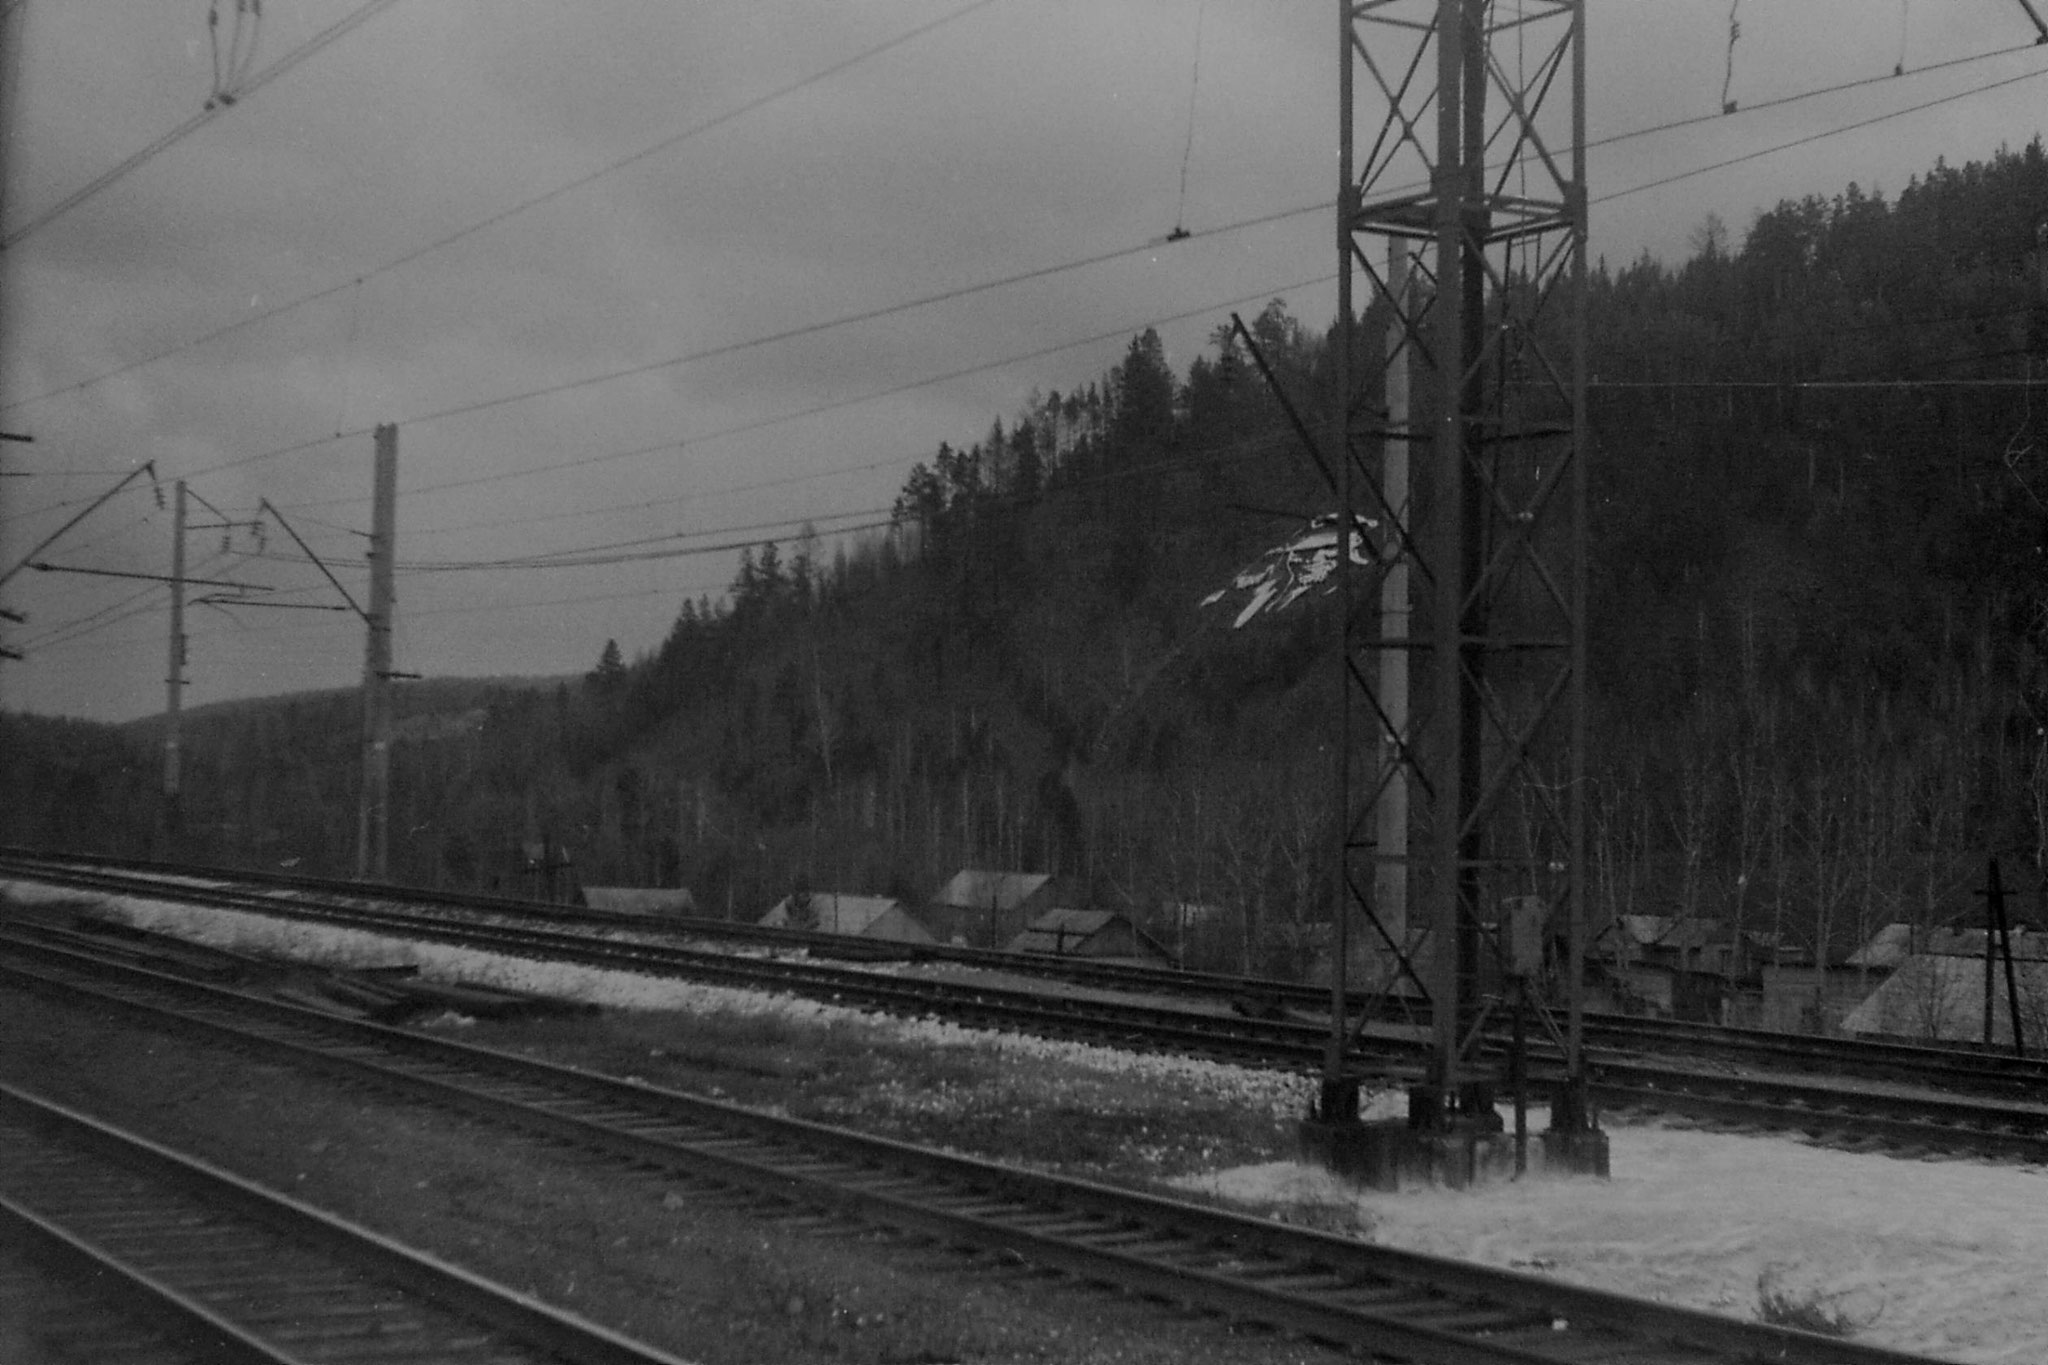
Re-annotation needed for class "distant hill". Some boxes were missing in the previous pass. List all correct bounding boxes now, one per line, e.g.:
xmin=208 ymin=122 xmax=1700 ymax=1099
xmin=15 ymin=142 xmax=2048 ymax=976
xmin=119 ymin=674 xmax=574 ymax=740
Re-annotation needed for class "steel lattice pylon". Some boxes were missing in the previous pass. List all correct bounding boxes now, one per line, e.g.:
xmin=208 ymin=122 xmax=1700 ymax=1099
xmin=1322 ymin=0 xmax=1591 ymax=1137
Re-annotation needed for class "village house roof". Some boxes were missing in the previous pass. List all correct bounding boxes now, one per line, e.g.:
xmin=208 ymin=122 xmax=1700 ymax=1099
xmin=760 ymin=893 xmax=934 ymax=943
xmin=581 ymin=886 xmax=696 ymax=915
xmin=932 ymin=870 xmax=1054 ymax=913
xmin=1160 ymin=900 xmax=1228 ymax=929
xmin=1846 ymin=923 xmax=1916 ymax=970
xmin=1916 ymin=928 xmax=2048 ymax=961
xmin=1006 ymin=908 xmax=1173 ymax=964
xmin=1842 ymin=953 xmax=2048 ymax=1046
xmin=1595 ymin=915 xmax=1727 ymax=953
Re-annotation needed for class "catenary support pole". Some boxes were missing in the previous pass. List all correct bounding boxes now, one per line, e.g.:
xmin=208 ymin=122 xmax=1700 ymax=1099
xmin=1322 ymin=0 xmax=1358 ymax=1112
xmin=1377 ymin=241 xmax=1411 ymax=961
xmin=356 ymin=423 xmax=397 ymax=881
xmin=1427 ymin=0 xmax=1470 ymax=1110
xmin=162 ymin=480 xmax=187 ymax=841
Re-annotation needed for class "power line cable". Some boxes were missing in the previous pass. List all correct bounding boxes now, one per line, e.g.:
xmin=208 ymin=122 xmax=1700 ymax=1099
xmin=0 ymin=0 xmax=1007 ymax=416
xmin=1596 ymin=61 xmax=2048 ymax=206
xmin=34 ymin=25 xmax=2044 ymax=433
xmin=0 ymin=0 xmax=405 ymax=250
xmin=243 ymin=425 xmax=1291 ymax=583
xmin=135 ymin=59 xmax=2048 ymax=495
xmin=6 ymin=20 xmax=2035 ymax=513
xmin=1590 ymin=37 xmax=2048 ymax=157
xmin=0 ymin=226 xmax=1328 ymax=535
xmin=216 ymin=205 xmax=1328 ymax=486
xmin=12 ymin=544 xmax=236 ymax=653
xmin=26 ymin=573 xmax=735 ymax=662
xmin=13 ymin=42 xmax=2044 ymax=539
xmin=282 ymin=267 xmax=1338 ymax=531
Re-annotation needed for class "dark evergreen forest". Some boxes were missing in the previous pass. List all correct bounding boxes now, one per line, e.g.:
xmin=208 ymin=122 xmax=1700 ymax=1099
xmin=11 ymin=142 xmax=2048 ymax=975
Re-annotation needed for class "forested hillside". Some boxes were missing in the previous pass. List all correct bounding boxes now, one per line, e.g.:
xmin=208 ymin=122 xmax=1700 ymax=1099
xmin=10 ymin=142 xmax=2048 ymax=975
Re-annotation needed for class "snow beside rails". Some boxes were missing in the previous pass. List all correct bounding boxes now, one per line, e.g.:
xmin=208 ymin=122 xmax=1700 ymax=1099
xmin=4 ymin=882 xmax=1314 ymax=1123
xmin=1176 ymin=1104 xmax=2048 ymax=1364
xmin=24 ymin=877 xmax=2035 ymax=1358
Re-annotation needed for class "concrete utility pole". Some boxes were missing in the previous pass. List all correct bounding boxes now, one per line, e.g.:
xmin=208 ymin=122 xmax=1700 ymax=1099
xmin=1376 ymin=242 xmax=1412 ymax=954
xmin=163 ymin=480 xmax=188 ymax=840
xmin=355 ymin=422 xmax=397 ymax=881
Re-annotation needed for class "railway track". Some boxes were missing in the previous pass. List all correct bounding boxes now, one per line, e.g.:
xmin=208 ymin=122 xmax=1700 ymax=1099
xmin=0 ymin=931 xmax=1960 ymax=1365
xmin=6 ymin=853 xmax=2048 ymax=1165
xmin=0 ymin=1082 xmax=692 ymax=1365
xmin=9 ymin=845 xmax=2047 ymax=1103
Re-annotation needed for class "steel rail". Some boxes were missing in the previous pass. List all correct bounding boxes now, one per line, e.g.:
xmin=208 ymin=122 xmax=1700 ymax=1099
xmin=0 ymin=861 xmax=1331 ymax=1062
xmin=1 ymin=1191 xmax=294 ymax=1364
xmin=10 ymin=845 xmax=2047 ymax=1102
xmin=0 ymin=940 xmax=1962 ymax=1365
xmin=7 ymin=860 xmax=2047 ymax=1165
xmin=0 ymin=1083 xmax=699 ymax=1365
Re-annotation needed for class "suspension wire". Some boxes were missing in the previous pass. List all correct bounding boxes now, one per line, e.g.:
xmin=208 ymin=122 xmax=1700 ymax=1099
xmin=3 ymin=0 xmax=394 ymax=249
xmin=1721 ymin=0 xmax=1743 ymax=113
xmin=1601 ymin=59 xmax=2048 ymax=205
xmin=6 ymin=20 xmax=2037 ymax=431
xmin=208 ymin=0 xmax=263 ymax=109
xmin=8 ymin=32 xmax=2047 ymax=541
xmin=207 ymin=1 xmax=224 ymax=102
xmin=1168 ymin=0 xmax=1206 ymax=241
xmin=0 ymin=0 xmax=1008 ymax=413
xmin=334 ymin=278 xmax=363 ymax=439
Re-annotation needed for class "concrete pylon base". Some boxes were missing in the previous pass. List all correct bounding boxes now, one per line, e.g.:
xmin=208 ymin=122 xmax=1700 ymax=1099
xmin=1539 ymin=1124 xmax=1611 ymax=1178
xmin=1298 ymin=1116 xmax=1609 ymax=1191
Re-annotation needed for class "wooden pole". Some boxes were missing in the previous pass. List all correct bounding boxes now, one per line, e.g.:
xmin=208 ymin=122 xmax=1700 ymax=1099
xmin=1990 ymin=857 xmax=2027 ymax=1057
xmin=1983 ymin=856 xmax=1997 ymax=1048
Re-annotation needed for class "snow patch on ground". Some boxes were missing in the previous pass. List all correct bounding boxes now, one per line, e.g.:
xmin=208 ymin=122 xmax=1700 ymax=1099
xmin=23 ymin=887 xmax=1313 ymax=1122
xmin=1175 ymin=1115 xmax=2048 ymax=1363
xmin=25 ymin=880 xmax=2034 ymax=1358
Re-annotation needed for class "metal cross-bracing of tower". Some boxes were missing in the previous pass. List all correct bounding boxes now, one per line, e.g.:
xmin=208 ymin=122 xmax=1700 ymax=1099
xmin=1323 ymin=0 xmax=1592 ymax=1148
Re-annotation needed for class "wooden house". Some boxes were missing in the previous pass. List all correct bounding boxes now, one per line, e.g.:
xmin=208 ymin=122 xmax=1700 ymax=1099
xmin=1006 ymin=908 xmax=1174 ymax=967
xmin=927 ymin=870 xmax=1063 ymax=947
xmin=1841 ymin=926 xmax=2048 ymax=1046
xmin=760 ymin=892 xmax=935 ymax=944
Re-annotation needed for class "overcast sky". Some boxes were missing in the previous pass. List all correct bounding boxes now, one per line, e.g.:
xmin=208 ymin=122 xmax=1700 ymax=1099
xmin=3 ymin=0 xmax=2046 ymax=724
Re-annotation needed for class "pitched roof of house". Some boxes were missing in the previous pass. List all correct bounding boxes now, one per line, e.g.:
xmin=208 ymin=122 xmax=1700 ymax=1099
xmin=1917 ymin=928 xmax=2048 ymax=961
xmin=1006 ymin=908 xmax=1171 ymax=961
xmin=1846 ymin=923 xmax=1915 ymax=969
xmin=762 ymin=892 xmax=930 ymax=939
xmin=932 ymin=870 xmax=1053 ymax=912
xmin=1841 ymin=953 xmax=2048 ymax=1045
xmin=1598 ymin=915 xmax=1726 ymax=951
